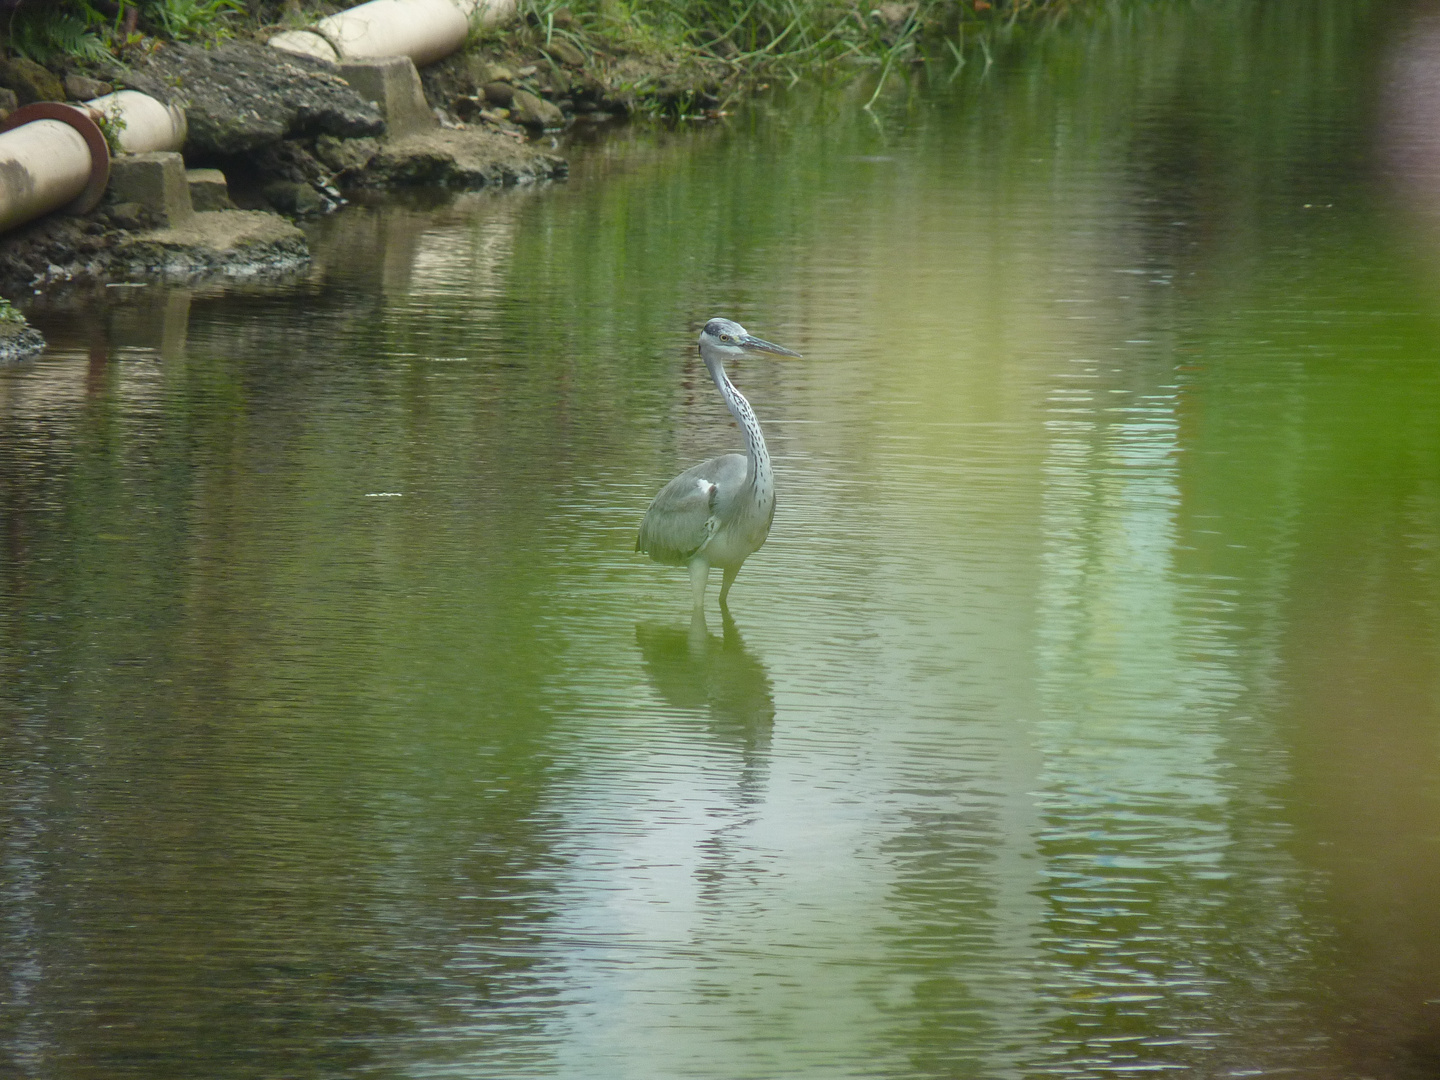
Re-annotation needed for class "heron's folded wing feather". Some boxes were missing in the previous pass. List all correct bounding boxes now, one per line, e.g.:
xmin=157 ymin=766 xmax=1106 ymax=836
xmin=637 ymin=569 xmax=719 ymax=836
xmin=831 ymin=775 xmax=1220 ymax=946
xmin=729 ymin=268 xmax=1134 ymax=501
xmin=636 ymin=454 xmax=746 ymax=564
xmin=637 ymin=476 xmax=715 ymax=563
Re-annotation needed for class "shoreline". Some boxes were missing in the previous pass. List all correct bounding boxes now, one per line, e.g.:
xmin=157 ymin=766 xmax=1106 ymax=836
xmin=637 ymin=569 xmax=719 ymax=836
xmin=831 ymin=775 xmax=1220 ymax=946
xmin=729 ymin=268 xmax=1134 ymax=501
xmin=0 ymin=18 xmax=751 ymax=334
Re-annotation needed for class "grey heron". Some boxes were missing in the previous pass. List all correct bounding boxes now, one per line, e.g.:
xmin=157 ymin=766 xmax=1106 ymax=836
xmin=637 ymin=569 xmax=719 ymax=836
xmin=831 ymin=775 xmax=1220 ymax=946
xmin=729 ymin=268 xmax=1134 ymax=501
xmin=636 ymin=318 xmax=801 ymax=614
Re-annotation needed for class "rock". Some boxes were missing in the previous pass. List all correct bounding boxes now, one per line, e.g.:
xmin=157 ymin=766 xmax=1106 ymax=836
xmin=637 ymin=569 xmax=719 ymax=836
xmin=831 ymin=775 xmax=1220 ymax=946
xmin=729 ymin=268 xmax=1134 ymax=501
xmin=313 ymin=134 xmax=380 ymax=175
xmin=569 ymin=73 xmax=607 ymax=107
xmin=250 ymin=138 xmax=326 ymax=185
xmin=470 ymin=60 xmax=516 ymax=84
xmin=186 ymin=168 xmax=233 ymax=211
xmin=0 ymin=87 xmax=16 ymax=118
xmin=481 ymin=81 xmax=515 ymax=107
xmin=453 ymin=95 xmax=485 ymax=122
xmin=0 ymin=214 xmax=114 ymax=291
xmin=359 ymin=128 xmax=567 ymax=188
xmin=107 ymin=40 xmax=384 ymax=156
xmin=0 ymin=202 xmax=307 ymax=291
xmin=539 ymin=69 xmax=572 ymax=95
xmin=544 ymin=40 xmax=586 ymax=68
xmin=262 ymin=180 xmax=325 ymax=216
xmin=115 ymin=210 xmax=309 ymax=280
xmin=242 ymin=139 xmax=341 ymax=208
xmin=510 ymin=89 xmax=564 ymax=129
xmin=104 ymin=202 xmax=152 ymax=230
xmin=0 ymin=58 xmax=64 ymax=104
xmin=0 ymin=309 xmax=45 ymax=363
xmin=64 ymin=74 xmax=112 ymax=100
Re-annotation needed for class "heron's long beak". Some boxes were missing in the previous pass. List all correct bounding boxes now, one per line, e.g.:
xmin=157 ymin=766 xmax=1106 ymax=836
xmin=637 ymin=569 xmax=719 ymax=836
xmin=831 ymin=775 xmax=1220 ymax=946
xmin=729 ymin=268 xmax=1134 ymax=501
xmin=739 ymin=335 xmax=801 ymax=358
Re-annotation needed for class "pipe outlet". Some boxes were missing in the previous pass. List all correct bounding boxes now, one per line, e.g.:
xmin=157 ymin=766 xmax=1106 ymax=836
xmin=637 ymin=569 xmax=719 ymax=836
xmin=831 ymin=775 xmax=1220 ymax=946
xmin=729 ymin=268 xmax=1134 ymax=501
xmin=267 ymin=29 xmax=340 ymax=63
xmin=83 ymin=90 xmax=188 ymax=154
xmin=269 ymin=0 xmax=516 ymax=66
xmin=273 ymin=0 xmax=469 ymax=66
xmin=0 ymin=103 xmax=110 ymax=234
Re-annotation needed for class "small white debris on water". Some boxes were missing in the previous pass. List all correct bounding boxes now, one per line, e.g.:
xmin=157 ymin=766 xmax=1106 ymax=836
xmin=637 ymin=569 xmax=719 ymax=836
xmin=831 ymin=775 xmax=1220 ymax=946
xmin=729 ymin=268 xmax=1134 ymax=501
xmin=365 ymin=492 xmax=403 ymax=497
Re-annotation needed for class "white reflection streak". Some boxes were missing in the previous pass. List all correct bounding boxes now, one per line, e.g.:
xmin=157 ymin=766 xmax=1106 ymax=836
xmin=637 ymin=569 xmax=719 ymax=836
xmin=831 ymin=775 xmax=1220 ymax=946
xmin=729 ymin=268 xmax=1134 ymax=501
xmin=407 ymin=219 xmax=517 ymax=299
xmin=1 ymin=782 xmax=49 ymax=1075
xmin=535 ymin=738 xmax=897 ymax=1080
xmin=1033 ymin=370 xmax=1238 ymax=1054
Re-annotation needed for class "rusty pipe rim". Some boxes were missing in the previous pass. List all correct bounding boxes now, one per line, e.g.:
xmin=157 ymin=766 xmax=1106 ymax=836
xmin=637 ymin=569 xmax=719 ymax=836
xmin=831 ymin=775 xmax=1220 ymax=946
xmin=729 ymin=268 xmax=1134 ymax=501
xmin=1 ymin=102 xmax=111 ymax=215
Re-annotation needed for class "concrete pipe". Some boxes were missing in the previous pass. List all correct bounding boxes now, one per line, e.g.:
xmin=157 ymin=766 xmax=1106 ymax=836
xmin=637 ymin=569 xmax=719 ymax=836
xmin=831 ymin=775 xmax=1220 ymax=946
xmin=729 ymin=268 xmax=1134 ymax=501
xmin=270 ymin=0 xmax=515 ymax=65
xmin=267 ymin=28 xmax=340 ymax=63
xmin=0 ymin=103 xmax=109 ymax=234
xmin=82 ymin=90 xmax=187 ymax=154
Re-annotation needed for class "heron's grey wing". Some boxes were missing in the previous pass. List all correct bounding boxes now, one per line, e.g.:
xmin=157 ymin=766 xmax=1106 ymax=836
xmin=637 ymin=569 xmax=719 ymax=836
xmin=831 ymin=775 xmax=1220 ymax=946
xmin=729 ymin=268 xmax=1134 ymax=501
xmin=637 ymin=453 xmax=747 ymax=564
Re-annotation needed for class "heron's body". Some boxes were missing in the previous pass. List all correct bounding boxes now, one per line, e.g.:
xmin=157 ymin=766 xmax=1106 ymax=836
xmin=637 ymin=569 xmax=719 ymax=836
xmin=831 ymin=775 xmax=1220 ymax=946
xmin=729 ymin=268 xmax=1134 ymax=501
xmin=637 ymin=319 xmax=798 ymax=613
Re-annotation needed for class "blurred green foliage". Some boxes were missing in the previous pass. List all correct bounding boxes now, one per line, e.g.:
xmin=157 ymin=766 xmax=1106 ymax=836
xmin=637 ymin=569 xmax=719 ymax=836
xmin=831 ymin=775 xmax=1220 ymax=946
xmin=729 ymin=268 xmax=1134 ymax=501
xmin=1 ymin=0 xmax=244 ymax=63
xmin=0 ymin=0 xmax=1078 ymax=75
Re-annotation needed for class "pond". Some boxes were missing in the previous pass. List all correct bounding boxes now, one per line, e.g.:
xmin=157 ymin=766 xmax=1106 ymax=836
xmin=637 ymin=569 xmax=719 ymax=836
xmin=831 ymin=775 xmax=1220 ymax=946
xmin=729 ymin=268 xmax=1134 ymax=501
xmin=4 ymin=1 xmax=1440 ymax=1076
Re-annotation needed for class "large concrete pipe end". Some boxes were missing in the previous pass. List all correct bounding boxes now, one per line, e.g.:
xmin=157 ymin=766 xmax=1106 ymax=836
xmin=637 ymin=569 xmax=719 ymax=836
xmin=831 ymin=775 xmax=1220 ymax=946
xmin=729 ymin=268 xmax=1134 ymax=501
xmin=268 ymin=28 xmax=341 ymax=63
xmin=270 ymin=0 xmax=516 ymax=66
xmin=83 ymin=90 xmax=187 ymax=154
xmin=0 ymin=103 xmax=109 ymax=234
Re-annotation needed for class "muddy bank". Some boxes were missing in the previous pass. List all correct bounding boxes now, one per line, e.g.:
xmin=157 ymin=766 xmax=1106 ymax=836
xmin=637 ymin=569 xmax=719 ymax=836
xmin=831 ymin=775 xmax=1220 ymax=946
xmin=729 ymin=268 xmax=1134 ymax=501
xmin=0 ymin=199 xmax=310 ymax=293
xmin=0 ymin=26 xmax=736 ymax=305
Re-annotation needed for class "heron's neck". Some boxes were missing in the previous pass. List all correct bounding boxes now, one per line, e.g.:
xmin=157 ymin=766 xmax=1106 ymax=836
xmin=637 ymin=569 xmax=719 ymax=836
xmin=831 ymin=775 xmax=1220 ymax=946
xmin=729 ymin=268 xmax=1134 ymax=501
xmin=711 ymin=361 xmax=770 ymax=487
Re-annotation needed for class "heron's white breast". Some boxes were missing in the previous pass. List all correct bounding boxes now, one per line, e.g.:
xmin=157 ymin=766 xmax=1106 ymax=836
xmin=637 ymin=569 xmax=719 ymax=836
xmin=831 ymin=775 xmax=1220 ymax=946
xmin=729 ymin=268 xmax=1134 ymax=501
xmin=703 ymin=476 xmax=773 ymax=567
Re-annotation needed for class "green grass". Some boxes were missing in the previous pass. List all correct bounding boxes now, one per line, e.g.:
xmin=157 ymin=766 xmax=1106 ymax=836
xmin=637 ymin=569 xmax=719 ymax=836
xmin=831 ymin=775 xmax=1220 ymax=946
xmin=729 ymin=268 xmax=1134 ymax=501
xmin=528 ymin=0 xmax=937 ymax=66
xmin=506 ymin=0 xmax=1089 ymax=104
xmin=2 ymin=0 xmax=1082 ymax=94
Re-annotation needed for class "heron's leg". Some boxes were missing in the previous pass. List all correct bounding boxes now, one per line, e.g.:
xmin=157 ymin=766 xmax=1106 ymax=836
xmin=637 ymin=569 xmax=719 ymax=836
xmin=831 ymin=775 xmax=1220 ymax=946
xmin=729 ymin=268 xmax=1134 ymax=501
xmin=688 ymin=558 xmax=710 ymax=613
xmin=719 ymin=603 xmax=739 ymax=646
xmin=688 ymin=608 xmax=709 ymax=647
xmin=719 ymin=564 xmax=741 ymax=608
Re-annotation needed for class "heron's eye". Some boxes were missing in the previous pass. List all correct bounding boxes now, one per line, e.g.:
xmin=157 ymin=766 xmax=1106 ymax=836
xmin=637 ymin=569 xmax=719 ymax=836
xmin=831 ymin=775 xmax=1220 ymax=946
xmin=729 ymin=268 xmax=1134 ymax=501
xmin=720 ymin=334 xmax=733 ymax=342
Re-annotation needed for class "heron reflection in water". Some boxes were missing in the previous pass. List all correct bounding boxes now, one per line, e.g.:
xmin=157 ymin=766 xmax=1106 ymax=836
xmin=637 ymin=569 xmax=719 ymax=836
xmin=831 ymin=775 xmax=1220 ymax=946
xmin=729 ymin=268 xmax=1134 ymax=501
xmin=635 ymin=609 xmax=776 ymax=767
xmin=636 ymin=318 xmax=800 ymax=615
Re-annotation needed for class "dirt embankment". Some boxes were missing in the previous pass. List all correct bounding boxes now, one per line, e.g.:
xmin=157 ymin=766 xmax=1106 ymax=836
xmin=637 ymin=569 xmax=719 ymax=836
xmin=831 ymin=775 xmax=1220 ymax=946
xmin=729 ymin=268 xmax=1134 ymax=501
xmin=0 ymin=24 xmax=738 ymax=299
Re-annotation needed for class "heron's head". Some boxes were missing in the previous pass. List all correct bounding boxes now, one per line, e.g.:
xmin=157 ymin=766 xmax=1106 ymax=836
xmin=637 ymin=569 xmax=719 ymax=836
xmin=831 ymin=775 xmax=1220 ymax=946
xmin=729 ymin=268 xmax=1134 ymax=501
xmin=699 ymin=318 xmax=801 ymax=360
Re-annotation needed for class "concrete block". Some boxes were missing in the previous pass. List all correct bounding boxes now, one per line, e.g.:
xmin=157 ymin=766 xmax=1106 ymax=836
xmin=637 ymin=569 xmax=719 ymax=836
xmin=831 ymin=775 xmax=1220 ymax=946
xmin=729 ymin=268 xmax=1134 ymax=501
xmin=186 ymin=167 xmax=233 ymax=211
xmin=339 ymin=56 xmax=436 ymax=141
xmin=107 ymin=151 xmax=193 ymax=228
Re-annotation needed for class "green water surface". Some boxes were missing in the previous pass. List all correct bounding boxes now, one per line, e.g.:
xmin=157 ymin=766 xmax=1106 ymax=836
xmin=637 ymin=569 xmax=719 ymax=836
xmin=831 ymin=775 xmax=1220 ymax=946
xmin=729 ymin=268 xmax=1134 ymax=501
xmin=5 ymin=1 xmax=1440 ymax=1076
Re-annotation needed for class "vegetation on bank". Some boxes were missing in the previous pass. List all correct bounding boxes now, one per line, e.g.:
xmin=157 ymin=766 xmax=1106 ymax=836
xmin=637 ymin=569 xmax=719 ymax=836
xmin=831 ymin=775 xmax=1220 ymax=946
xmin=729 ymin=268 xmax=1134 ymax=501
xmin=0 ymin=0 xmax=1081 ymax=95
xmin=0 ymin=1 xmax=246 ymax=63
